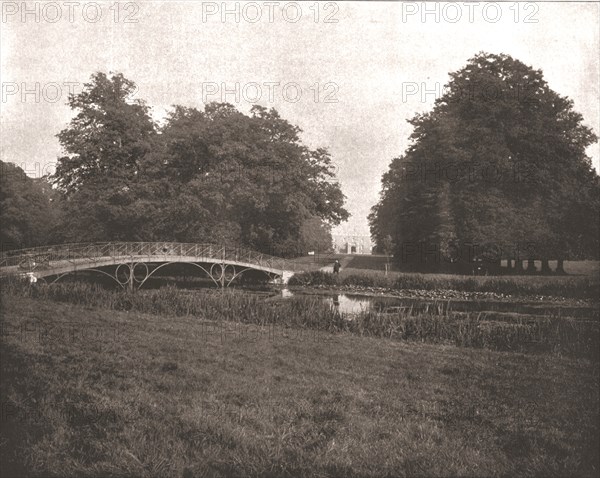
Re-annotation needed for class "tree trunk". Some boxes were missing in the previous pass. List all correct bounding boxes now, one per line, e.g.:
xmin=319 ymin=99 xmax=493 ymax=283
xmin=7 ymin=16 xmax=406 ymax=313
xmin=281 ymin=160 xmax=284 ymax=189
xmin=515 ymin=259 xmax=524 ymax=273
xmin=526 ymin=259 xmax=536 ymax=273
xmin=556 ymin=258 xmax=566 ymax=275
xmin=506 ymin=259 xmax=513 ymax=271
xmin=541 ymin=259 xmax=551 ymax=274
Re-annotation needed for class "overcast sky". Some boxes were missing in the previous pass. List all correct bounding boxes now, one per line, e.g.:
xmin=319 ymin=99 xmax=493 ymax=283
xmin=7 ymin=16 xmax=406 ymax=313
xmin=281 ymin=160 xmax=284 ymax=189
xmin=2 ymin=1 xmax=598 ymax=237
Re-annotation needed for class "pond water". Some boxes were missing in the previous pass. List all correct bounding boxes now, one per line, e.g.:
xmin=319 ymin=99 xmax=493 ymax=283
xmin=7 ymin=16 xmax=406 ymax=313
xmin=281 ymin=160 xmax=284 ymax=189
xmin=277 ymin=288 xmax=432 ymax=315
xmin=312 ymin=293 xmax=372 ymax=314
xmin=69 ymin=273 xmax=597 ymax=319
xmin=277 ymin=287 xmax=372 ymax=313
xmin=271 ymin=288 xmax=597 ymax=319
xmin=138 ymin=276 xmax=596 ymax=318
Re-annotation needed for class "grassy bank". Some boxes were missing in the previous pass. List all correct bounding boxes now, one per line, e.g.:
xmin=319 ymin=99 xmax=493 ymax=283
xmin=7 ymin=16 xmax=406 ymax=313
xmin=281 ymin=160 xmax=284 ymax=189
xmin=343 ymin=257 xmax=600 ymax=276
xmin=1 ymin=295 xmax=599 ymax=477
xmin=288 ymin=269 xmax=600 ymax=300
xmin=2 ymin=281 xmax=599 ymax=360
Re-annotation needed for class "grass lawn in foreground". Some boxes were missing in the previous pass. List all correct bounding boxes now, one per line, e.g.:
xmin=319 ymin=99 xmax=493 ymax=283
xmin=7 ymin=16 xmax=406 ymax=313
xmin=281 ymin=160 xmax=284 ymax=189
xmin=1 ymin=296 xmax=599 ymax=477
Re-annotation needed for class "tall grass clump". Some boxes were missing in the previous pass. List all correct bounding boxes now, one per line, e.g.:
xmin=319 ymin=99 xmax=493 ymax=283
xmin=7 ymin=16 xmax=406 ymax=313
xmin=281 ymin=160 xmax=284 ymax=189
xmin=288 ymin=270 xmax=341 ymax=286
xmin=3 ymin=280 xmax=598 ymax=360
xmin=347 ymin=310 xmax=598 ymax=360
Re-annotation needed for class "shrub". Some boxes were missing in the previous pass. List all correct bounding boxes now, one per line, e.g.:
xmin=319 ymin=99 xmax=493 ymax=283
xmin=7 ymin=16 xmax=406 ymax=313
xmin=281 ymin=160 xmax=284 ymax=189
xmin=288 ymin=271 xmax=340 ymax=286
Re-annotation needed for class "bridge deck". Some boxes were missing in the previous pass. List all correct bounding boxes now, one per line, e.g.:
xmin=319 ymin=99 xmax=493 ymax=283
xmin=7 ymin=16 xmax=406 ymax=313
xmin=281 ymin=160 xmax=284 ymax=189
xmin=0 ymin=242 xmax=306 ymax=286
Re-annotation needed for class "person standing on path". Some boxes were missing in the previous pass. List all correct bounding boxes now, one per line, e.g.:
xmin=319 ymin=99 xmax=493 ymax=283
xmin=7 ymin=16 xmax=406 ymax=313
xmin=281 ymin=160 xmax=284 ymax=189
xmin=333 ymin=259 xmax=341 ymax=274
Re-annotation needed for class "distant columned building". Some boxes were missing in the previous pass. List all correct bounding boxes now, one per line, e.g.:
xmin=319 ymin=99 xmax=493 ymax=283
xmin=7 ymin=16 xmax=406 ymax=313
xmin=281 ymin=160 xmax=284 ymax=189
xmin=331 ymin=234 xmax=373 ymax=254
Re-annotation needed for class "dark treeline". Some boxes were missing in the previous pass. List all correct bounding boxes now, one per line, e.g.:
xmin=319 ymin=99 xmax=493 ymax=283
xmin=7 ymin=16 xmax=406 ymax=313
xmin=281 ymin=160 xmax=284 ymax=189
xmin=369 ymin=52 xmax=600 ymax=273
xmin=1 ymin=73 xmax=348 ymax=256
xmin=0 ymin=162 xmax=59 ymax=250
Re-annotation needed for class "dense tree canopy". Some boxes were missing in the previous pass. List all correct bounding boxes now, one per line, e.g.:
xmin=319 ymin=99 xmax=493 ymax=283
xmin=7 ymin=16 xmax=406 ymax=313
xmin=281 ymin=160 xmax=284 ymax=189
xmin=51 ymin=72 xmax=157 ymax=243
xmin=54 ymin=72 xmax=156 ymax=194
xmin=0 ymin=162 xmax=57 ymax=250
xmin=50 ymin=72 xmax=347 ymax=255
xmin=370 ymin=53 xmax=599 ymax=272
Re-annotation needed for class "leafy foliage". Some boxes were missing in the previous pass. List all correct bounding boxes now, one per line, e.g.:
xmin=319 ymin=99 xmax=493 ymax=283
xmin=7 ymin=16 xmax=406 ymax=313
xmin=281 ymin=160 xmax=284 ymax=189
xmin=50 ymin=73 xmax=347 ymax=254
xmin=370 ymin=53 xmax=599 ymax=271
xmin=0 ymin=162 xmax=57 ymax=249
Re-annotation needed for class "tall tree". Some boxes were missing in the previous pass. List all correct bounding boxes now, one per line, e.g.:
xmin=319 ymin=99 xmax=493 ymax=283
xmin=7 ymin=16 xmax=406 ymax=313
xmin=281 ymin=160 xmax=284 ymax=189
xmin=370 ymin=52 xmax=598 ymax=271
xmin=152 ymin=103 xmax=348 ymax=255
xmin=52 ymin=74 xmax=348 ymax=253
xmin=297 ymin=216 xmax=334 ymax=256
xmin=52 ymin=72 xmax=156 ymax=242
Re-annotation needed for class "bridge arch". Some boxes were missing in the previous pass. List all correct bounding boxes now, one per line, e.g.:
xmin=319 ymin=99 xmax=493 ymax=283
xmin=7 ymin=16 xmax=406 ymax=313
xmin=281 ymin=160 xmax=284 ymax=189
xmin=0 ymin=242 xmax=301 ymax=289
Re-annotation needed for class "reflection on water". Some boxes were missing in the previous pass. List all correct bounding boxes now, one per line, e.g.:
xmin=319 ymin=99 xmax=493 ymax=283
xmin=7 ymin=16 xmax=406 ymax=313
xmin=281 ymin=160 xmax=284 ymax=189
xmin=275 ymin=288 xmax=588 ymax=317
xmin=280 ymin=289 xmax=375 ymax=314
xmin=278 ymin=289 xmax=460 ymax=315
xmin=172 ymin=284 xmax=582 ymax=318
xmin=326 ymin=294 xmax=372 ymax=314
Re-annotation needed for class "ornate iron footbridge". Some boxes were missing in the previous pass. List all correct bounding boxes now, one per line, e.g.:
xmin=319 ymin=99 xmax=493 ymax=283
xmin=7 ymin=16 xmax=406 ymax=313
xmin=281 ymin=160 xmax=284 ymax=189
xmin=0 ymin=242 xmax=304 ymax=288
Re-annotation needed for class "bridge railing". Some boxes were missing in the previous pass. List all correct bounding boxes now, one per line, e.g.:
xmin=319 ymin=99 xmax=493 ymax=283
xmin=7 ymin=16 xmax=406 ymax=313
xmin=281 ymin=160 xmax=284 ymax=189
xmin=0 ymin=242 xmax=301 ymax=272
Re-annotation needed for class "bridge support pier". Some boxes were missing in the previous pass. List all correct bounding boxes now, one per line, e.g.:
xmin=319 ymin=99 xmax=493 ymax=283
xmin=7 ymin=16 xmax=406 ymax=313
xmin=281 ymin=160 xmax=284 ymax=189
xmin=128 ymin=263 xmax=134 ymax=291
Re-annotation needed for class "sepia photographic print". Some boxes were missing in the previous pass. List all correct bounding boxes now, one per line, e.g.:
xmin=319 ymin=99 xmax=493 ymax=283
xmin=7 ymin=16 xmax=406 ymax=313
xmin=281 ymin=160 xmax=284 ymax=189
xmin=1 ymin=1 xmax=599 ymax=477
